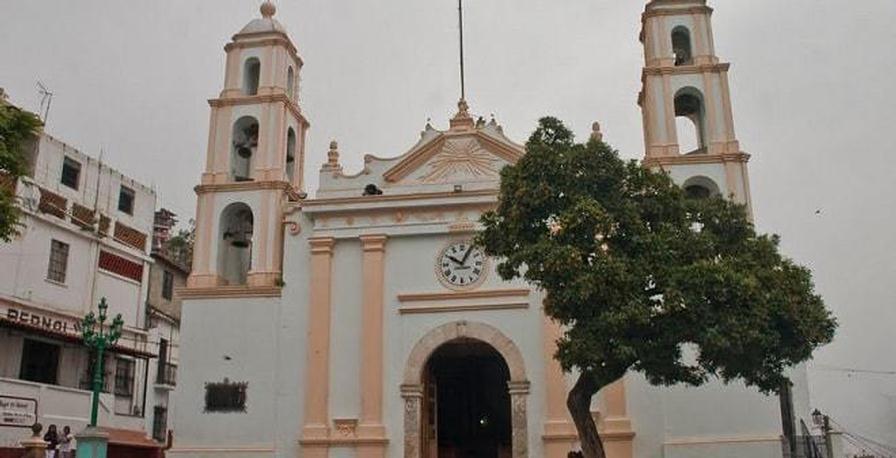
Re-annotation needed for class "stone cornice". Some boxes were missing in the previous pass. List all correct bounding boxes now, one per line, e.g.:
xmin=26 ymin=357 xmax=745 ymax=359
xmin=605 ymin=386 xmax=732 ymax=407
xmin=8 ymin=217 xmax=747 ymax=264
xmin=398 ymin=288 xmax=529 ymax=303
xmin=225 ymin=34 xmax=300 ymax=62
xmin=299 ymin=189 xmax=498 ymax=210
xmin=208 ymin=94 xmax=309 ymax=127
xmin=642 ymin=62 xmax=730 ymax=78
xmin=194 ymin=180 xmax=295 ymax=195
xmin=176 ymin=285 xmax=281 ymax=299
xmin=643 ymin=152 xmax=750 ymax=168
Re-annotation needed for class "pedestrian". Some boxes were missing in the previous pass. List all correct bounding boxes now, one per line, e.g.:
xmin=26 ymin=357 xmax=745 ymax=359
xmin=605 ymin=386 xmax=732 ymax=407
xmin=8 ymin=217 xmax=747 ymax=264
xmin=57 ymin=426 xmax=74 ymax=458
xmin=43 ymin=424 xmax=59 ymax=458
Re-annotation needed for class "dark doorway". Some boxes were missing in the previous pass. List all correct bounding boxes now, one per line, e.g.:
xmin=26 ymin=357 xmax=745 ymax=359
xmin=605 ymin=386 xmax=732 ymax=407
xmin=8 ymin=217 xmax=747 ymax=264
xmin=423 ymin=339 xmax=512 ymax=458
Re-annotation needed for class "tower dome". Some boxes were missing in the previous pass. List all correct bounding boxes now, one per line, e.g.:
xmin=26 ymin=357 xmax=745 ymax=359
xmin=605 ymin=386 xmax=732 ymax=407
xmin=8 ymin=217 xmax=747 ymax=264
xmin=237 ymin=1 xmax=286 ymax=35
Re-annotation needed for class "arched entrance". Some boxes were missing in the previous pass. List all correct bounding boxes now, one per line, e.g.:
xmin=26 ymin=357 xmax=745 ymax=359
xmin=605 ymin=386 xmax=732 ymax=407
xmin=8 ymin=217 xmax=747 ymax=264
xmin=425 ymin=339 xmax=511 ymax=457
xmin=402 ymin=321 xmax=529 ymax=458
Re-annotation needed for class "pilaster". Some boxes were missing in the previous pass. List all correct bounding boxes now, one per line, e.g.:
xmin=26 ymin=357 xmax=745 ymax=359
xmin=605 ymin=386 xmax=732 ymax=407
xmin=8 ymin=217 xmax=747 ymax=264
xmin=358 ymin=234 xmax=388 ymax=458
xmin=301 ymin=237 xmax=335 ymax=448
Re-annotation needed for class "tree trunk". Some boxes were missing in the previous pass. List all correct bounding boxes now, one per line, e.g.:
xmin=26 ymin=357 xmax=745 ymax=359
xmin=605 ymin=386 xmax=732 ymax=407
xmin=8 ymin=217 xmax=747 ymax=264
xmin=567 ymin=371 xmax=607 ymax=458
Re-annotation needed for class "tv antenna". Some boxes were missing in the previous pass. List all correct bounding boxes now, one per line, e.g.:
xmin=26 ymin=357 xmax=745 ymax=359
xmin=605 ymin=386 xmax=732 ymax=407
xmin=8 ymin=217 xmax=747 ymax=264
xmin=37 ymin=80 xmax=54 ymax=125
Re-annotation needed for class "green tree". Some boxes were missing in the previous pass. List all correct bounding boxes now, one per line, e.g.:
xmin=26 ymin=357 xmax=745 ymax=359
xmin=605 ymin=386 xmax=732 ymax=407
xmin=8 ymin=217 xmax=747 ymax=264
xmin=165 ymin=219 xmax=195 ymax=269
xmin=0 ymin=99 xmax=42 ymax=242
xmin=477 ymin=117 xmax=836 ymax=458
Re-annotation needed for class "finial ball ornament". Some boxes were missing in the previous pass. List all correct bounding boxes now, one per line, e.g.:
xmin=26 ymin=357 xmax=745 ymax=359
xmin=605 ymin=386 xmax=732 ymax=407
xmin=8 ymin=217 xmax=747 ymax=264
xmin=260 ymin=1 xmax=276 ymax=18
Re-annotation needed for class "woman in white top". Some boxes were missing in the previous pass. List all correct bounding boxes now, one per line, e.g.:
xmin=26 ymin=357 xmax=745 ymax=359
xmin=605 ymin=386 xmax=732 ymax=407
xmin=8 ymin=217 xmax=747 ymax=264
xmin=57 ymin=426 xmax=74 ymax=458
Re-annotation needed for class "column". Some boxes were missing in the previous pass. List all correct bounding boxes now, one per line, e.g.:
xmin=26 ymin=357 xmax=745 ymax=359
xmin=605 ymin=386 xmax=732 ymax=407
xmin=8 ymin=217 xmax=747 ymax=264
xmin=401 ymin=384 xmax=424 ymax=458
xmin=358 ymin=234 xmax=388 ymax=457
xmin=508 ymin=380 xmax=531 ymax=458
xmin=542 ymin=317 xmax=577 ymax=457
xmin=301 ymin=237 xmax=335 ymax=457
xmin=600 ymin=378 xmax=634 ymax=458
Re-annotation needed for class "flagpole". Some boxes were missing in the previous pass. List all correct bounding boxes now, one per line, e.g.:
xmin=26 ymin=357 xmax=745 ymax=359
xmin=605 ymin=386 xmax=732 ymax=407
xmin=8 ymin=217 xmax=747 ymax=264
xmin=458 ymin=0 xmax=466 ymax=101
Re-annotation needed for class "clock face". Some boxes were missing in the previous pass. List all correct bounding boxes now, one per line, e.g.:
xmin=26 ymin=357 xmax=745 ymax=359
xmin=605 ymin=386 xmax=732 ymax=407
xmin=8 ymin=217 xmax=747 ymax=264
xmin=437 ymin=240 xmax=487 ymax=289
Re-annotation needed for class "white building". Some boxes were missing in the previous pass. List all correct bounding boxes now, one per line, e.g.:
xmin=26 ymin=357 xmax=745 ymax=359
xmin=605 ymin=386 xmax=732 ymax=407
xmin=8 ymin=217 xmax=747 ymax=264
xmin=171 ymin=1 xmax=813 ymax=458
xmin=0 ymin=99 xmax=162 ymax=455
xmin=144 ymin=208 xmax=188 ymax=444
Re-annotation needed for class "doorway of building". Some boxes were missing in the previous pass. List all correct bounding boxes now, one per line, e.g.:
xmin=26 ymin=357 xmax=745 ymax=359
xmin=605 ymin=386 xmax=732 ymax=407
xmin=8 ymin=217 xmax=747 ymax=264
xmin=422 ymin=338 xmax=512 ymax=458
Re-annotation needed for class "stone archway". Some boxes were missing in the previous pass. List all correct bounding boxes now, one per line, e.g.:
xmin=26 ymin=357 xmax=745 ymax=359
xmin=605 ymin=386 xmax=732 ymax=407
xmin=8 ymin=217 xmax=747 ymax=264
xmin=401 ymin=321 xmax=530 ymax=458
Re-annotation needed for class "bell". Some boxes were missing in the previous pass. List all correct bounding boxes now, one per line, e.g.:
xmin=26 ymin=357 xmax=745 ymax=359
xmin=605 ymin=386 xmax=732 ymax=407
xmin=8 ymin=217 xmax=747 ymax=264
xmin=237 ymin=146 xmax=252 ymax=159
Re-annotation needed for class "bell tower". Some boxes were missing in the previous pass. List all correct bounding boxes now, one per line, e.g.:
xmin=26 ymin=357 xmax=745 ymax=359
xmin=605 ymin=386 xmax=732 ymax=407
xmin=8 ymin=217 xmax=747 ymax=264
xmin=639 ymin=0 xmax=752 ymax=213
xmin=188 ymin=1 xmax=309 ymax=289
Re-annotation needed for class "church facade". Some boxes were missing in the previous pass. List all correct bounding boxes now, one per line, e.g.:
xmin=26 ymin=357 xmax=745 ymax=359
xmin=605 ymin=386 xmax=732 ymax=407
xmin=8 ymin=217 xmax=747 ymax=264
xmin=170 ymin=1 xmax=809 ymax=457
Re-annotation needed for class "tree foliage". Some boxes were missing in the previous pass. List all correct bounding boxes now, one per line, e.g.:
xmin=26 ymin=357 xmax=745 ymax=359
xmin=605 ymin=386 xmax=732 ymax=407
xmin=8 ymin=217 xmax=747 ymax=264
xmin=0 ymin=101 xmax=42 ymax=242
xmin=477 ymin=117 xmax=836 ymax=457
xmin=165 ymin=219 xmax=196 ymax=269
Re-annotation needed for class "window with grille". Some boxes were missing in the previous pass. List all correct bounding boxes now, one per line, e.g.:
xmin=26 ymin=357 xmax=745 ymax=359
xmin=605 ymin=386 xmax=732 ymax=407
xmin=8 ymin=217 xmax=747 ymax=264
xmin=114 ymin=358 xmax=135 ymax=397
xmin=162 ymin=270 xmax=174 ymax=300
xmin=61 ymin=157 xmax=81 ymax=190
xmin=152 ymin=405 xmax=168 ymax=442
xmin=118 ymin=185 xmax=135 ymax=215
xmin=47 ymin=240 xmax=69 ymax=283
xmin=204 ymin=378 xmax=248 ymax=413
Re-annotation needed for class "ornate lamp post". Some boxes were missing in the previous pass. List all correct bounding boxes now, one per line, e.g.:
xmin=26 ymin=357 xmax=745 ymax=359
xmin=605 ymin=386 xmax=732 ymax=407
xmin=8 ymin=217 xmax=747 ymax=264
xmin=77 ymin=298 xmax=124 ymax=458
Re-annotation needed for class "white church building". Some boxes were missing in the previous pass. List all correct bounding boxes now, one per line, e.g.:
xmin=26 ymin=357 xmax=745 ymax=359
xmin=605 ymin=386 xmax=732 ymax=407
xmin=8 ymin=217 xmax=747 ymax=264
xmin=170 ymin=1 xmax=811 ymax=457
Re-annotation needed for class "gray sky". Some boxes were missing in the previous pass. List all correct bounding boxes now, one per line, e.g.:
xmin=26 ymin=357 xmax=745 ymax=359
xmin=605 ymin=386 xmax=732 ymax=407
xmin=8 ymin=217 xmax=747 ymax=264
xmin=2 ymin=0 xmax=895 ymax=446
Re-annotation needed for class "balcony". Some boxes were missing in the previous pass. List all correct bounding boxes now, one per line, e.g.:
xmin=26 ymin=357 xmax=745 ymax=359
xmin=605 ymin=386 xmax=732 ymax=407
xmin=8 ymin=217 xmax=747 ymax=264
xmin=156 ymin=362 xmax=177 ymax=387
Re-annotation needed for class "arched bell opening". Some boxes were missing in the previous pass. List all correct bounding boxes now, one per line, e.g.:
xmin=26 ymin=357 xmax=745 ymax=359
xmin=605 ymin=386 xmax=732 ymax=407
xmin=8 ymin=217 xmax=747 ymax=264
xmin=242 ymin=57 xmax=261 ymax=96
xmin=674 ymin=87 xmax=707 ymax=154
xmin=682 ymin=175 xmax=721 ymax=199
xmin=286 ymin=66 xmax=295 ymax=100
xmin=231 ymin=116 xmax=259 ymax=182
xmin=285 ymin=127 xmax=297 ymax=184
xmin=672 ymin=26 xmax=694 ymax=66
xmin=218 ymin=202 xmax=254 ymax=285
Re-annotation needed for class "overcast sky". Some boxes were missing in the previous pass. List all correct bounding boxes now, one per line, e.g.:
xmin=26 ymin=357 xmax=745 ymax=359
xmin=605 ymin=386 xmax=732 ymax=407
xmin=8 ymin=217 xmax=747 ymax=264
xmin=2 ymin=0 xmax=895 ymax=447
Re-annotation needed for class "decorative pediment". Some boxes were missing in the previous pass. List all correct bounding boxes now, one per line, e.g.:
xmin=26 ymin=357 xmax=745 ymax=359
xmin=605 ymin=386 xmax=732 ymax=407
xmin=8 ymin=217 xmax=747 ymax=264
xmin=383 ymin=131 xmax=523 ymax=184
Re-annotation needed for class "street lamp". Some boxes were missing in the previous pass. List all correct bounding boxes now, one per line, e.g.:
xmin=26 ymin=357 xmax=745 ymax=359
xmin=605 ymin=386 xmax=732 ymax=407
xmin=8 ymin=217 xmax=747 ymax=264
xmin=81 ymin=298 xmax=124 ymax=428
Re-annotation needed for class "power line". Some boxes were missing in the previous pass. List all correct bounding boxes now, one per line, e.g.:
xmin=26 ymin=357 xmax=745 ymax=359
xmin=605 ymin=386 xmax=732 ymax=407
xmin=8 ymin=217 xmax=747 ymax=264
xmin=812 ymin=364 xmax=896 ymax=376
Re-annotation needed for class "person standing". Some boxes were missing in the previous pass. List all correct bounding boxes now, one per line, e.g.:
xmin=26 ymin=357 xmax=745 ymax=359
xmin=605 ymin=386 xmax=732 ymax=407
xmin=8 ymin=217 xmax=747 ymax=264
xmin=42 ymin=424 xmax=59 ymax=458
xmin=57 ymin=426 xmax=74 ymax=458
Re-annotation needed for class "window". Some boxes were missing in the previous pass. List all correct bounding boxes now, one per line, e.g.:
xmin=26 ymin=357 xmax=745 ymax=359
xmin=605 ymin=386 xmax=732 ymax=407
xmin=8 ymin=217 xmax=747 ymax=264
xmin=204 ymin=378 xmax=248 ymax=413
xmin=152 ymin=406 xmax=168 ymax=442
xmin=114 ymin=358 xmax=135 ymax=397
xmin=19 ymin=339 xmax=60 ymax=384
xmin=242 ymin=58 xmax=261 ymax=96
xmin=81 ymin=351 xmax=111 ymax=392
xmin=61 ymin=157 xmax=81 ymax=190
xmin=287 ymin=67 xmax=295 ymax=99
xmin=47 ymin=239 xmax=69 ymax=283
xmin=118 ymin=185 xmax=135 ymax=215
xmin=162 ymin=270 xmax=174 ymax=300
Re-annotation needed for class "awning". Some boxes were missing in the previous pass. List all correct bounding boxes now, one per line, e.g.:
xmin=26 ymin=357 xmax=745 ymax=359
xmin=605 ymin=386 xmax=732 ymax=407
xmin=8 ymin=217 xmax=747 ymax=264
xmin=100 ymin=426 xmax=163 ymax=449
xmin=0 ymin=317 xmax=156 ymax=359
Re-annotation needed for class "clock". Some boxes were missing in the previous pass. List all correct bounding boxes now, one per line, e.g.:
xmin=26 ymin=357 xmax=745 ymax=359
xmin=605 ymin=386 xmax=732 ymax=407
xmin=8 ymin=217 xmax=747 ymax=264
xmin=436 ymin=240 xmax=487 ymax=289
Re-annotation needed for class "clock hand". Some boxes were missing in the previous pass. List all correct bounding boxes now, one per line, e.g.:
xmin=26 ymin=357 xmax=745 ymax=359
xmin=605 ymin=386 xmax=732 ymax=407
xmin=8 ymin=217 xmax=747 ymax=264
xmin=446 ymin=255 xmax=464 ymax=265
xmin=461 ymin=245 xmax=474 ymax=264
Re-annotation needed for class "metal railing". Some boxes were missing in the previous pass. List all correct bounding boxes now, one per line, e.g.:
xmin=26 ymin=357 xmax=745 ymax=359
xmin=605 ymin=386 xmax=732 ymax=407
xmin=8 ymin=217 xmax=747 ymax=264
xmin=156 ymin=362 xmax=177 ymax=386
